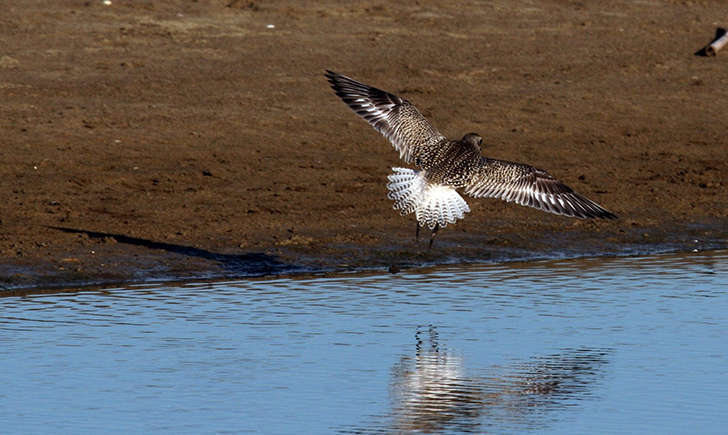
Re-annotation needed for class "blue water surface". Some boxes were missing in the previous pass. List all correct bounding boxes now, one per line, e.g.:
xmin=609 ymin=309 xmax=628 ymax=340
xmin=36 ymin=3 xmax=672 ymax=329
xmin=1 ymin=250 xmax=726 ymax=433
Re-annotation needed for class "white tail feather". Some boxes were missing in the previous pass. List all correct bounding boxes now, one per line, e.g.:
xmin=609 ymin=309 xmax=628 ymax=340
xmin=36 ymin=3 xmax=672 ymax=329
xmin=386 ymin=167 xmax=470 ymax=230
xmin=387 ymin=167 xmax=426 ymax=215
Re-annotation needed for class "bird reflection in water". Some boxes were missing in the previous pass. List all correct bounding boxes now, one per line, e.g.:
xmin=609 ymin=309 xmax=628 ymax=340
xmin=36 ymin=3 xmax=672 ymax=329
xmin=388 ymin=326 xmax=609 ymax=433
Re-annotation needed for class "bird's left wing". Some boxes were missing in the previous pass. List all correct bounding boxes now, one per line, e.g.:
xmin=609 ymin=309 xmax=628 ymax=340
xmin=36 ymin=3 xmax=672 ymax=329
xmin=326 ymin=70 xmax=446 ymax=164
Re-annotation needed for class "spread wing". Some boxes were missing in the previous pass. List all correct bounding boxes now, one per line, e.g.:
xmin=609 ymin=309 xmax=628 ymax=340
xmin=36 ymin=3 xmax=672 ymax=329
xmin=325 ymin=70 xmax=445 ymax=164
xmin=464 ymin=158 xmax=617 ymax=219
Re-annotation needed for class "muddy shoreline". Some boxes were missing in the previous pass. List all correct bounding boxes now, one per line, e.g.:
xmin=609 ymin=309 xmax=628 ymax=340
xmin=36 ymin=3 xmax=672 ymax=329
xmin=2 ymin=219 xmax=725 ymax=294
xmin=2 ymin=1 xmax=727 ymax=292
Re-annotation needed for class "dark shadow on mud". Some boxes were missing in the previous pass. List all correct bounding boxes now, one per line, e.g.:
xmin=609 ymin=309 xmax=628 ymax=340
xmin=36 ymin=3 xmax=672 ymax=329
xmin=49 ymin=226 xmax=298 ymax=277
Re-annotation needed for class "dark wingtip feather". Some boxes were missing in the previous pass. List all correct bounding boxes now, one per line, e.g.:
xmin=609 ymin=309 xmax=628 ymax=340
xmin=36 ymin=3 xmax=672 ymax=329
xmin=600 ymin=210 xmax=618 ymax=220
xmin=582 ymin=201 xmax=618 ymax=220
xmin=325 ymin=70 xmax=338 ymax=87
xmin=588 ymin=210 xmax=618 ymax=220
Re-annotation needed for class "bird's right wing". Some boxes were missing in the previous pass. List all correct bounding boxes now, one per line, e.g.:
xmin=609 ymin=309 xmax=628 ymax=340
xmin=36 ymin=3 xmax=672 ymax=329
xmin=326 ymin=70 xmax=446 ymax=164
xmin=463 ymin=158 xmax=617 ymax=219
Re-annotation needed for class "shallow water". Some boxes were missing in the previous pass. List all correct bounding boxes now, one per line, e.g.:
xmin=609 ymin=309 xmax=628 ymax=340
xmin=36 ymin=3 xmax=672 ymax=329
xmin=1 ymin=250 xmax=727 ymax=433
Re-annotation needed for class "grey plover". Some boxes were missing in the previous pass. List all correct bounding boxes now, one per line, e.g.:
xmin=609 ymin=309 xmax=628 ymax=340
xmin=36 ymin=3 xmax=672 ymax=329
xmin=325 ymin=70 xmax=616 ymax=247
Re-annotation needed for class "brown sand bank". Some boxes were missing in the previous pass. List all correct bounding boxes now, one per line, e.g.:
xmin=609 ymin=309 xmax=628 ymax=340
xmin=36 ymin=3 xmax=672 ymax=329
xmin=1 ymin=0 xmax=727 ymax=290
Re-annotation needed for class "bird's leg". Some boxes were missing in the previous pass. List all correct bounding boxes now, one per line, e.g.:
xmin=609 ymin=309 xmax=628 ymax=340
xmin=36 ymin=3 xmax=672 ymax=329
xmin=415 ymin=222 xmax=421 ymax=241
xmin=428 ymin=223 xmax=440 ymax=249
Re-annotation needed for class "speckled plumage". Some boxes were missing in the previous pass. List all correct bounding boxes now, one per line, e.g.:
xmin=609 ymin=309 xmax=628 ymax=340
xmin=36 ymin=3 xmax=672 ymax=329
xmin=325 ymin=70 xmax=616 ymax=237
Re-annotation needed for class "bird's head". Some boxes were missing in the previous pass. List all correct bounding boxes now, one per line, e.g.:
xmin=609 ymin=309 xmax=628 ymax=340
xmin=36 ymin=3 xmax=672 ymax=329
xmin=462 ymin=133 xmax=483 ymax=147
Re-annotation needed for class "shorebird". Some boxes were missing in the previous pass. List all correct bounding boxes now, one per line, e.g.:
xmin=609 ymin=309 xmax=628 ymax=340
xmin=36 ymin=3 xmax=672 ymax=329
xmin=325 ymin=70 xmax=616 ymax=247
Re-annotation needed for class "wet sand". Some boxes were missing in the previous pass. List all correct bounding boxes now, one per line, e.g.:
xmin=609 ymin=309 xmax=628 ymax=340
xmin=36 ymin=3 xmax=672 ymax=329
xmin=2 ymin=0 xmax=727 ymax=290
